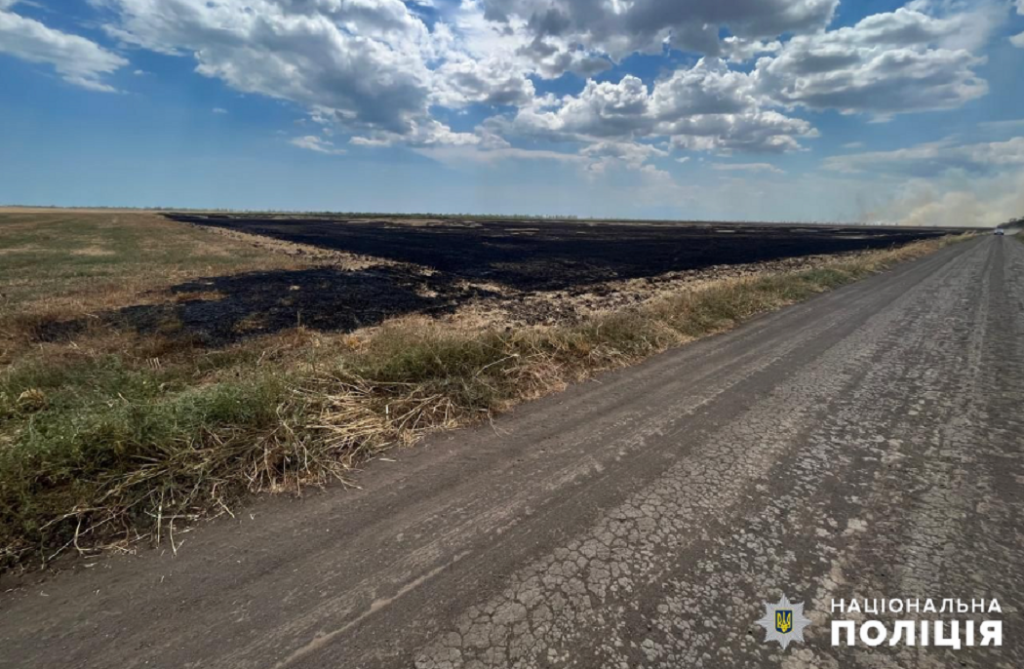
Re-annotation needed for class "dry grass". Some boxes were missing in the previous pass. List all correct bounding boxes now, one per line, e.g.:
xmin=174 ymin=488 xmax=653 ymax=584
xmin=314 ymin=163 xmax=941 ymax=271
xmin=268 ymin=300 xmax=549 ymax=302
xmin=0 ymin=211 xmax=326 ymax=363
xmin=0 ymin=211 xmax=970 ymax=571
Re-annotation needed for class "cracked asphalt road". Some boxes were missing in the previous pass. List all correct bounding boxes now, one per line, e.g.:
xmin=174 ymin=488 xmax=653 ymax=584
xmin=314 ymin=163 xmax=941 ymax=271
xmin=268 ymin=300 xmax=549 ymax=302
xmin=2 ymin=235 xmax=1022 ymax=669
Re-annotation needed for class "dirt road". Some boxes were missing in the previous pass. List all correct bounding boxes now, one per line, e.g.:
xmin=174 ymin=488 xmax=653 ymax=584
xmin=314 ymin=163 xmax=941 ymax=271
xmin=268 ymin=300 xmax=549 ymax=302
xmin=3 ymin=235 xmax=1022 ymax=668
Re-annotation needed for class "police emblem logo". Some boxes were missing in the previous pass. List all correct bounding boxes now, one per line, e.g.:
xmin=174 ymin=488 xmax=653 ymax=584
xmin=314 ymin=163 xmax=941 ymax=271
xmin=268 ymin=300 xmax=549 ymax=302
xmin=775 ymin=610 xmax=793 ymax=634
xmin=756 ymin=594 xmax=811 ymax=650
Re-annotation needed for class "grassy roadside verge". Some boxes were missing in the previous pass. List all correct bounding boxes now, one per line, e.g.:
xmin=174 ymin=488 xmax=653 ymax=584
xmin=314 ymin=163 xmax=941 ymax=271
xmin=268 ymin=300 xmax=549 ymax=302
xmin=0 ymin=229 xmax=968 ymax=571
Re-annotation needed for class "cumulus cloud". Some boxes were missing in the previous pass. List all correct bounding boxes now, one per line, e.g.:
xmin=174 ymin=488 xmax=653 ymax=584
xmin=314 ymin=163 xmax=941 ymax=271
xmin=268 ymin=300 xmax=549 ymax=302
xmin=88 ymin=0 xmax=564 ymax=145
xmin=662 ymin=111 xmax=817 ymax=155
xmin=651 ymin=58 xmax=762 ymax=117
xmin=97 ymin=0 xmax=442 ymax=136
xmin=721 ymin=37 xmax=782 ymax=63
xmin=753 ymin=6 xmax=991 ymax=117
xmin=1011 ymin=31 xmax=1024 ymax=47
xmin=0 ymin=3 xmax=127 ymax=92
xmin=581 ymin=141 xmax=668 ymax=172
xmin=507 ymin=75 xmax=654 ymax=140
xmin=498 ymin=58 xmax=817 ymax=158
xmin=41 ymin=0 xmax=1000 ymax=181
xmin=431 ymin=54 xmax=536 ymax=108
xmin=436 ymin=0 xmax=610 ymax=81
xmin=349 ymin=118 xmax=481 ymax=148
xmin=480 ymin=0 xmax=837 ymax=67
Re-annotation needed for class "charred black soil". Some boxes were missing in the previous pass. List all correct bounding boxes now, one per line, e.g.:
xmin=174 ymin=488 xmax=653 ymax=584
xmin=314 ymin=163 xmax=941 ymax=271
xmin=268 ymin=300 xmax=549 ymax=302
xmin=31 ymin=215 xmax=957 ymax=346
xmin=169 ymin=214 xmax=954 ymax=290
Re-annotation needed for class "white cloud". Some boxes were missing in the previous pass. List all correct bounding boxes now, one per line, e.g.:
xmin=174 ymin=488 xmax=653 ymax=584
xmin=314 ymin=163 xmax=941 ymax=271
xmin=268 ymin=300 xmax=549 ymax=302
xmin=430 ymin=54 xmax=536 ymax=108
xmin=440 ymin=1 xmax=613 ymax=80
xmin=90 ymin=0 xmax=565 ymax=145
xmin=348 ymin=119 xmax=480 ymax=148
xmin=289 ymin=135 xmax=346 ymax=155
xmin=712 ymin=162 xmax=785 ymax=175
xmin=663 ymin=110 xmax=817 ymax=154
xmin=754 ymin=6 xmax=992 ymax=117
xmin=721 ymin=36 xmax=782 ymax=63
xmin=515 ymin=75 xmax=654 ymax=140
xmin=498 ymin=58 xmax=817 ymax=157
xmin=480 ymin=0 xmax=838 ymax=67
xmin=0 ymin=4 xmax=127 ymax=92
xmin=650 ymin=58 xmax=762 ymax=117
xmin=1011 ymin=31 xmax=1024 ymax=48
xmin=581 ymin=141 xmax=668 ymax=172
xmin=64 ymin=0 xmax=1004 ymax=184
xmin=212 ymin=107 xmax=227 ymax=114
xmin=824 ymin=136 xmax=1024 ymax=176
xmin=98 ymin=0 xmax=444 ymax=138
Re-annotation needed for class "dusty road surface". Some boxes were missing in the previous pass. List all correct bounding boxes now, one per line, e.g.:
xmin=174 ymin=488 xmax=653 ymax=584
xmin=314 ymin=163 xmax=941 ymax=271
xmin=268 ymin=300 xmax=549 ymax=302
xmin=2 ymin=235 xmax=1022 ymax=668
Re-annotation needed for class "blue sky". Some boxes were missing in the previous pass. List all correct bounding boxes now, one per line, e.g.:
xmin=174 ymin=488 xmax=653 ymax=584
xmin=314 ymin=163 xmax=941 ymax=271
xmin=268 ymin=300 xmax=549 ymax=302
xmin=2 ymin=0 xmax=1024 ymax=225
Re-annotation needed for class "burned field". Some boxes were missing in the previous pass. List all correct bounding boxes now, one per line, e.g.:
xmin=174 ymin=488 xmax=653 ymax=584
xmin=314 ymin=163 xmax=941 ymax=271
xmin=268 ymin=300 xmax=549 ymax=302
xmin=148 ymin=214 xmax=954 ymax=341
xmin=172 ymin=214 xmax=951 ymax=290
xmin=9 ymin=212 xmax=958 ymax=351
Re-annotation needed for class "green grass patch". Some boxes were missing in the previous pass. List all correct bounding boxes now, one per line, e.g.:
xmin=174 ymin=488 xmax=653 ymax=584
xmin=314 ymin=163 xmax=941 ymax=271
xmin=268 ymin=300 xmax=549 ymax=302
xmin=1 ymin=373 xmax=298 ymax=566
